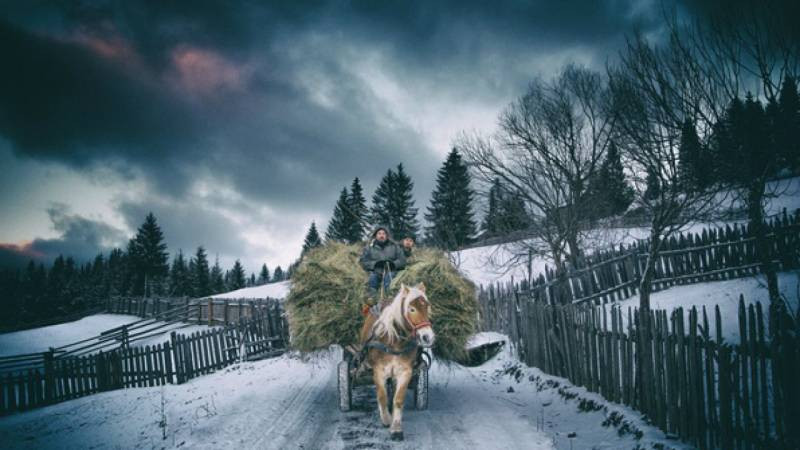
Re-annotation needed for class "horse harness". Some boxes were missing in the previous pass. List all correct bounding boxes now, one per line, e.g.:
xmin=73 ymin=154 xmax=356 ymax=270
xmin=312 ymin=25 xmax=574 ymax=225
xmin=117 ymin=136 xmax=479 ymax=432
xmin=362 ymin=293 xmax=431 ymax=357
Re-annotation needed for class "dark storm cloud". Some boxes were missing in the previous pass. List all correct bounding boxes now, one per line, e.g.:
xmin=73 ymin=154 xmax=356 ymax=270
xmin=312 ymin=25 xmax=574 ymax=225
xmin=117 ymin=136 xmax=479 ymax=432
xmin=0 ymin=1 xmax=662 ymax=206
xmin=0 ymin=1 xmax=673 ymax=269
xmin=0 ymin=204 xmax=127 ymax=268
xmin=116 ymin=198 xmax=250 ymax=261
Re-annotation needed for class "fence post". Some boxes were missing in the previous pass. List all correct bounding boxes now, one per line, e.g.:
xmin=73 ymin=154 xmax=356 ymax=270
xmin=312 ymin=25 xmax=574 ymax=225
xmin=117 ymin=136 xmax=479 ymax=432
xmin=170 ymin=331 xmax=183 ymax=384
xmin=43 ymin=348 xmax=55 ymax=404
xmin=208 ymin=298 xmax=214 ymax=325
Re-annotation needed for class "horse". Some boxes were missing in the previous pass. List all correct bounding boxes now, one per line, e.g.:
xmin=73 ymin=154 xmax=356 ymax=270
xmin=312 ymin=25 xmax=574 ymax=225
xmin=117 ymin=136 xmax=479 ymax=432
xmin=358 ymin=282 xmax=435 ymax=441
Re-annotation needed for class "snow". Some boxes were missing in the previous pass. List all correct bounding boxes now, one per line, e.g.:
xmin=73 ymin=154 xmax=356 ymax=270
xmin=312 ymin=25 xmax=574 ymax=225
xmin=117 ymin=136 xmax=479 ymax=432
xmin=0 ymin=336 xmax=686 ymax=449
xmin=454 ymin=176 xmax=800 ymax=288
xmin=0 ymin=314 xmax=219 ymax=357
xmin=212 ymin=280 xmax=290 ymax=300
xmin=610 ymin=271 xmax=800 ymax=344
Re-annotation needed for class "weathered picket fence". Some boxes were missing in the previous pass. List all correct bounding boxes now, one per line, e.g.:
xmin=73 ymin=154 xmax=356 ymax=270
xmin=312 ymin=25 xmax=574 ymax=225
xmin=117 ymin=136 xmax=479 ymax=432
xmin=481 ymin=283 xmax=800 ymax=449
xmin=511 ymin=210 xmax=800 ymax=306
xmin=0 ymin=301 xmax=288 ymax=415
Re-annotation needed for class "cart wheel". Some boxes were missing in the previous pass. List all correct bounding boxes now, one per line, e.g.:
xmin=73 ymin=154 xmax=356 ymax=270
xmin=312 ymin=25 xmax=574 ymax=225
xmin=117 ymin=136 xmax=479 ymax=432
xmin=414 ymin=360 xmax=429 ymax=410
xmin=338 ymin=360 xmax=352 ymax=412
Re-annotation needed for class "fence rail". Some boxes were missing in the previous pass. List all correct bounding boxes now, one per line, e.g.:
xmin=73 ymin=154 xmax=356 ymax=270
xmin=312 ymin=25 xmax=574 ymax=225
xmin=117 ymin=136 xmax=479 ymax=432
xmin=482 ymin=285 xmax=800 ymax=448
xmin=512 ymin=210 xmax=799 ymax=306
xmin=0 ymin=300 xmax=288 ymax=415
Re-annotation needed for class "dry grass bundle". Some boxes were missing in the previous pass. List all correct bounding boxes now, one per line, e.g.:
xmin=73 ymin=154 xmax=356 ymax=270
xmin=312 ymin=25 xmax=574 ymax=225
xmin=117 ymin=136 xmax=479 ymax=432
xmin=286 ymin=242 xmax=479 ymax=362
xmin=391 ymin=247 xmax=478 ymax=362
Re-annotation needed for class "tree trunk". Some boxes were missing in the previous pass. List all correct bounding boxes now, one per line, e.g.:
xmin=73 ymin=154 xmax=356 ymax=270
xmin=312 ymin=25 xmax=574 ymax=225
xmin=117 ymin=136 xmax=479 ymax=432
xmin=746 ymin=183 xmax=783 ymax=338
xmin=639 ymin=230 xmax=661 ymax=312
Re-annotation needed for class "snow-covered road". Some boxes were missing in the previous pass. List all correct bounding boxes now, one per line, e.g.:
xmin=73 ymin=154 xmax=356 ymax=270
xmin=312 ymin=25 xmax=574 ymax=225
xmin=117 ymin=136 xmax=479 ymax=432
xmin=0 ymin=333 xmax=684 ymax=449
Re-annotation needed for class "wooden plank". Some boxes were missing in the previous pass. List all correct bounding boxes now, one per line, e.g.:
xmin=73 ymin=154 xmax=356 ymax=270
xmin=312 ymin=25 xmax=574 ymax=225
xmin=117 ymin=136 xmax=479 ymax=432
xmin=738 ymin=297 xmax=751 ymax=447
xmin=145 ymin=345 xmax=154 ymax=387
xmin=703 ymin=307 xmax=717 ymax=449
xmin=756 ymin=302 xmax=768 ymax=444
xmin=748 ymin=304 xmax=759 ymax=444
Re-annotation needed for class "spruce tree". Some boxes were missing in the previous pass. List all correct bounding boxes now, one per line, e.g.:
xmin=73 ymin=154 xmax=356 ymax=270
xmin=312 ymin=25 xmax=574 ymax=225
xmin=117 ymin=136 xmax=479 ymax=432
xmin=424 ymin=148 xmax=477 ymax=250
xmin=679 ymin=119 xmax=703 ymax=191
xmin=249 ymin=273 xmax=256 ymax=287
xmin=392 ymin=164 xmax=420 ymax=239
xmin=230 ymin=260 xmax=246 ymax=290
xmin=192 ymin=246 xmax=211 ymax=297
xmin=169 ymin=250 xmax=192 ymax=297
xmin=325 ymin=188 xmax=352 ymax=242
xmin=210 ymin=257 xmax=225 ymax=293
xmin=370 ymin=169 xmax=396 ymax=233
xmin=258 ymin=264 xmax=270 ymax=285
xmin=302 ymin=222 xmax=323 ymax=254
xmin=272 ymin=266 xmax=284 ymax=282
xmin=481 ymin=178 xmax=502 ymax=236
xmin=643 ymin=166 xmax=661 ymax=201
xmin=129 ymin=213 xmax=169 ymax=296
xmin=347 ymin=177 xmax=368 ymax=242
xmin=593 ymin=141 xmax=635 ymax=215
xmin=778 ymin=76 xmax=800 ymax=170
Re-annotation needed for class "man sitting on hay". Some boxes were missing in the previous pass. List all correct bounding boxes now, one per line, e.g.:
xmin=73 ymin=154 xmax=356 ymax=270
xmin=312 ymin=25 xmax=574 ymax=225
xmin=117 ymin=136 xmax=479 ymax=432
xmin=359 ymin=226 xmax=406 ymax=303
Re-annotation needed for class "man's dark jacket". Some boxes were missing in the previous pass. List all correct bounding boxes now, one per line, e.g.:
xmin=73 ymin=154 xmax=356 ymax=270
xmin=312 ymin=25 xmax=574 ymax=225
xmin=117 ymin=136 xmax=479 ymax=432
xmin=359 ymin=226 xmax=406 ymax=272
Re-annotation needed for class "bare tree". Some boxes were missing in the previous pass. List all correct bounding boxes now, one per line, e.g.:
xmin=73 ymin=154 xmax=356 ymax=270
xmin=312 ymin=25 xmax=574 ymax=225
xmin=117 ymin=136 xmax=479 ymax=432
xmin=608 ymin=32 xmax=728 ymax=311
xmin=460 ymin=64 xmax=614 ymax=274
xmin=663 ymin=1 xmax=799 ymax=329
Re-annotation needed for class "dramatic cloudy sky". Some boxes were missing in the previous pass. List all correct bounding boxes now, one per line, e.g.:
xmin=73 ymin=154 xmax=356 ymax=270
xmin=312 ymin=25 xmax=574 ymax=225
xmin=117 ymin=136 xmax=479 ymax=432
xmin=0 ymin=0 xmax=690 ymax=274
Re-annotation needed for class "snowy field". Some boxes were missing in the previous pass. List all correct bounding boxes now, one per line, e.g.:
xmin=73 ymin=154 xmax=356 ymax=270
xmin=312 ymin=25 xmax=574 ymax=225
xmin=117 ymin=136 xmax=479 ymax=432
xmin=455 ymin=176 xmax=800 ymax=288
xmin=0 ymin=333 xmax=685 ymax=450
xmin=211 ymin=280 xmax=291 ymax=300
xmin=609 ymin=271 xmax=800 ymax=344
xmin=0 ymin=314 xmax=218 ymax=357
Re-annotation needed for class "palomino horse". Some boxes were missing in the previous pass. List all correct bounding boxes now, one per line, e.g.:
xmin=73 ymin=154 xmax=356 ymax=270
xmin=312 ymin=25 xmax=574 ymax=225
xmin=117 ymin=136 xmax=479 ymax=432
xmin=359 ymin=282 xmax=435 ymax=441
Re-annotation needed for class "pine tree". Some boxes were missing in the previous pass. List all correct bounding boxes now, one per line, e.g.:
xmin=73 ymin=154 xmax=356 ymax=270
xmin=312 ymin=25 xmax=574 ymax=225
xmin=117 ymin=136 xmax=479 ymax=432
xmin=272 ymin=266 xmax=284 ymax=282
xmin=679 ymin=119 xmax=703 ymax=191
xmin=424 ymin=148 xmax=477 ymax=249
xmin=210 ymin=256 xmax=225 ymax=294
xmin=370 ymin=169 xmax=395 ymax=232
xmin=593 ymin=141 xmax=635 ymax=216
xmin=391 ymin=164 xmax=420 ymax=239
xmin=248 ymin=273 xmax=256 ymax=287
xmin=481 ymin=178 xmax=502 ymax=236
xmin=644 ymin=166 xmax=661 ymax=201
xmin=777 ymin=76 xmax=800 ymax=170
xmin=230 ymin=260 xmax=246 ymax=290
xmin=258 ymin=264 xmax=270 ymax=285
xmin=347 ymin=177 xmax=368 ymax=242
xmin=169 ymin=250 xmax=192 ymax=297
xmin=302 ymin=222 xmax=323 ymax=255
xmin=192 ymin=246 xmax=211 ymax=297
xmin=325 ymin=188 xmax=352 ymax=242
xmin=128 ymin=212 xmax=169 ymax=296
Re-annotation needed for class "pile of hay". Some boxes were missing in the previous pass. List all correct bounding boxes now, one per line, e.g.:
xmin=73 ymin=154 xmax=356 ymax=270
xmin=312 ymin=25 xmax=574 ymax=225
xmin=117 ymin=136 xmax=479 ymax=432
xmin=286 ymin=242 xmax=478 ymax=362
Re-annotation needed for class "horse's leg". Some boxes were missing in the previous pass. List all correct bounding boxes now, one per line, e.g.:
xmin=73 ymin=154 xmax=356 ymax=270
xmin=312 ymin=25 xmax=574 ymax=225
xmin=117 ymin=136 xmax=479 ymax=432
xmin=389 ymin=364 xmax=412 ymax=440
xmin=372 ymin=362 xmax=391 ymax=427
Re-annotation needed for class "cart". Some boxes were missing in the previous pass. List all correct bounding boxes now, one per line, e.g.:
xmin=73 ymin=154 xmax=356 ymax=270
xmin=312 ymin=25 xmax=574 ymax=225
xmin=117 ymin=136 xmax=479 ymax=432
xmin=337 ymin=345 xmax=431 ymax=412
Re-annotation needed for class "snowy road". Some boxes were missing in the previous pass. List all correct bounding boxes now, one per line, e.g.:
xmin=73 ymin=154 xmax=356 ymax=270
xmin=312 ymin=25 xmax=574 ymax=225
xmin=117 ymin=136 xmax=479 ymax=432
xmin=0 ymin=335 xmax=680 ymax=449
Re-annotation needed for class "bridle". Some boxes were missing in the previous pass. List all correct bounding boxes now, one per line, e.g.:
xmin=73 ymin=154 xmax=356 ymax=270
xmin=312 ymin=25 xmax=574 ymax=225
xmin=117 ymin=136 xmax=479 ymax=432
xmin=401 ymin=293 xmax=432 ymax=338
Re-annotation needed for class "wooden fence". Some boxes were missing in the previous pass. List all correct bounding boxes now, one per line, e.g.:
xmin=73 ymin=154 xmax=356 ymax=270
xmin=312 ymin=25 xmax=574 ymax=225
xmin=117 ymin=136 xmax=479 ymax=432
xmin=0 ymin=301 xmax=288 ymax=415
xmin=481 ymin=283 xmax=800 ymax=449
xmin=508 ymin=210 xmax=800 ymax=306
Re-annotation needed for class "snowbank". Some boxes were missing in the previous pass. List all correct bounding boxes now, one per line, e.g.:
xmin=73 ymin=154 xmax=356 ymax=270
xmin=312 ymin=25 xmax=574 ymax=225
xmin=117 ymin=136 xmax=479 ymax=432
xmin=611 ymin=271 xmax=799 ymax=344
xmin=212 ymin=280 xmax=290 ymax=300
xmin=0 ymin=314 xmax=219 ymax=357
xmin=0 ymin=335 xmax=685 ymax=449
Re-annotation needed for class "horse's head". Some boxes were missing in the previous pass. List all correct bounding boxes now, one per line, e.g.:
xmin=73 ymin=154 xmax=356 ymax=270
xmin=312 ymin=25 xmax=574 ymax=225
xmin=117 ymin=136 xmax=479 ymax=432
xmin=400 ymin=282 xmax=435 ymax=348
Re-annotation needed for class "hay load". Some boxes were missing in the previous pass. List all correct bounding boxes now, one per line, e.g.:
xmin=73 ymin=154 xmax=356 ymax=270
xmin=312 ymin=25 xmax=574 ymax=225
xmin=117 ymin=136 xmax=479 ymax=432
xmin=286 ymin=242 xmax=479 ymax=362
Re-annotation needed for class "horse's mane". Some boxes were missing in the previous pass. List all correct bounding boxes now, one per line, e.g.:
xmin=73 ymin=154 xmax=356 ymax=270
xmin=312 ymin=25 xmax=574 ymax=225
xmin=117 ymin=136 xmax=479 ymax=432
xmin=373 ymin=285 xmax=423 ymax=344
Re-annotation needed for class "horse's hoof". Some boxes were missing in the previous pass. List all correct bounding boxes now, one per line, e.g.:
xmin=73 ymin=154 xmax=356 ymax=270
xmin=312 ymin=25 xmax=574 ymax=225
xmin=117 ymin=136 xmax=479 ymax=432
xmin=390 ymin=431 xmax=404 ymax=441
